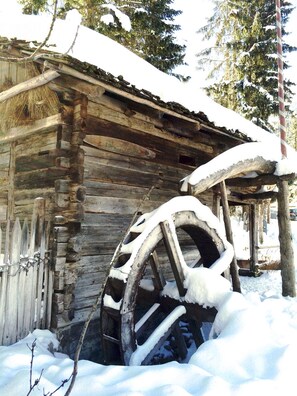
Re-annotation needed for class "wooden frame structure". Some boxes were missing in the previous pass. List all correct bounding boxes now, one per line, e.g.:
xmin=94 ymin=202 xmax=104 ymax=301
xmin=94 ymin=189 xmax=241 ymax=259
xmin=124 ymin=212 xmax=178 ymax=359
xmin=0 ymin=41 xmax=295 ymax=361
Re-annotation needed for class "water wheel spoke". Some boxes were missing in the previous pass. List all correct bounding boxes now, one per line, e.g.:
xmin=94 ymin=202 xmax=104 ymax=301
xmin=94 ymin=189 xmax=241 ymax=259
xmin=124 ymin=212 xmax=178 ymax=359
xmin=188 ymin=319 xmax=204 ymax=348
xmin=130 ymin=305 xmax=186 ymax=365
xmin=100 ymin=199 xmax=228 ymax=365
xmin=172 ymin=323 xmax=188 ymax=360
xmin=160 ymin=220 xmax=186 ymax=297
xmin=148 ymin=251 xmax=166 ymax=291
xmin=135 ymin=303 xmax=161 ymax=337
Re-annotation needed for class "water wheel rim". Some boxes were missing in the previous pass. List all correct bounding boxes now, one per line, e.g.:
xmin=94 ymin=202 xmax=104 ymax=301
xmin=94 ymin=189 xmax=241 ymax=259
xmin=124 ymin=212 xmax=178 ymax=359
xmin=119 ymin=210 xmax=227 ymax=365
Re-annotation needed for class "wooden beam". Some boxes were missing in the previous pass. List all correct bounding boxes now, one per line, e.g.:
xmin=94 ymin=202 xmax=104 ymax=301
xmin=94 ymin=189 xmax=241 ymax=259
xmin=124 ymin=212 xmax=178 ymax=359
xmin=0 ymin=114 xmax=63 ymax=144
xmin=160 ymin=220 xmax=186 ymax=297
xmin=219 ymin=181 xmax=241 ymax=292
xmin=231 ymin=191 xmax=278 ymax=202
xmin=212 ymin=186 xmax=220 ymax=217
xmin=183 ymin=156 xmax=277 ymax=196
xmin=45 ymin=61 xmax=203 ymax=127
xmin=277 ymin=179 xmax=296 ymax=297
xmin=84 ymin=113 xmax=213 ymax=154
xmin=0 ymin=69 xmax=60 ymax=103
xmin=249 ymin=204 xmax=259 ymax=275
xmin=226 ymin=173 xmax=295 ymax=188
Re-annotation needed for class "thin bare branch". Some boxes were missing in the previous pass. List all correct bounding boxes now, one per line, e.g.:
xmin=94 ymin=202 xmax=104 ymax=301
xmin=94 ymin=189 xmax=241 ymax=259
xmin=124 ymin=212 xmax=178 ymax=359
xmin=0 ymin=0 xmax=58 ymax=63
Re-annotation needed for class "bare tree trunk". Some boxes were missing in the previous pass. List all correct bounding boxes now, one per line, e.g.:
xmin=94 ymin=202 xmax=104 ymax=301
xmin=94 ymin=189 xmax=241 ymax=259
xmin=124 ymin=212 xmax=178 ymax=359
xmin=277 ymin=179 xmax=296 ymax=297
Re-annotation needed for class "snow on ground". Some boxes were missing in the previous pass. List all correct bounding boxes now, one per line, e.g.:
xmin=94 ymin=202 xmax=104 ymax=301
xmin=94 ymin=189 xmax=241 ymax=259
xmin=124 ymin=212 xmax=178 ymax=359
xmin=1 ymin=221 xmax=297 ymax=396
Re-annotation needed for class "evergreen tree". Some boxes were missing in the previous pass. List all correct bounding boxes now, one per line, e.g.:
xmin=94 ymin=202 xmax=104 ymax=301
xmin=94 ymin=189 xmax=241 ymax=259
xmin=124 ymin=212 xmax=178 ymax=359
xmin=288 ymin=111 xmax=297 ymax=149
xmin=18 ymin=0 xmax=185 ymax=74
xmin=197 ymin=0 xmax=296 ymax=131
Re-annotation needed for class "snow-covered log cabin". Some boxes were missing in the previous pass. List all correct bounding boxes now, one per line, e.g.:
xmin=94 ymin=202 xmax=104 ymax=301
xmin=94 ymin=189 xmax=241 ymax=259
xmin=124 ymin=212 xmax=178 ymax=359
xmin=0 ymin=12 xmax=296 ymax=362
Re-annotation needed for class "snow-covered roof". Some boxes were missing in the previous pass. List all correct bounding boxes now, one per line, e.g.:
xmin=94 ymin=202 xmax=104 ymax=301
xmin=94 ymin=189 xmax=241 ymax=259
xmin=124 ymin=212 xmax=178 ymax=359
xmin=0 ymin=10 xmax=290 ymax=149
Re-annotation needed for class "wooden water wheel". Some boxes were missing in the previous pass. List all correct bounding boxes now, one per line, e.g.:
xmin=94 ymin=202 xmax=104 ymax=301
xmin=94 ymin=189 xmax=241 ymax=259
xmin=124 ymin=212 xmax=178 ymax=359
xmin=100 ymin=196 xmax=231 ymax=365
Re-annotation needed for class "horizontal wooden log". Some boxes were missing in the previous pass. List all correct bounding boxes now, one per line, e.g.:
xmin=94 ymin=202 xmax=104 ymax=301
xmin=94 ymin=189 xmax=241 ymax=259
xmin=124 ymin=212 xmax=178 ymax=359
xmin=0 ymin=114 xmax=62 ymax=144
xmin=14 ymin=188 xmax=54 ymax=202
xmin=85 ymin=195 xmax=163 ymax=215
xmin=0 ymin=205 xmax=7 ymax=221
xmin=0 ymin=70 xmax=60 ymax=103
xmin=84 ymin=135 xmax=156 ymax=159
xmin=15 ymin=149 xmax=70 ymax=172
xmin=46 ymin=61 xmax=204 ymax=127
xmin=15 ymin=130 xmax=58 ymax=155
xmin=82 ymin=117 xmax=213 ymax=167
xmin=50 ymin=74 xmax=106 ymax=100
xmin=0 ymin=152 xmax=10 ymax=168
xmin=182 ymin=156 xmax=277 ymax=196
xmin=84 ymin=180 xmax=175 ymax=203
xmin=231 ymin=191 xmax=278 ymax=202
xmin=78 ymin=255 xmax=114 ymax=274
xmin=226 ymin=173 xmax=295 ymax=187
xmin=67 ymin=306 xmax=100 ymax=325
xmin=84 ymin=108 xmax=211 ymax=154
xmin=14 ymin=168 xmax=71 ymax=189
xmin=87 ymin=99 xmax=201 ymax=140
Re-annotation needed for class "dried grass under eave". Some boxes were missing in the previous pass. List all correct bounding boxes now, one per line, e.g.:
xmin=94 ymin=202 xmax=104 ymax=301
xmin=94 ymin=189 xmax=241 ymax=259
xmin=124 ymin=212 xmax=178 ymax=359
xmin=0 ymin=62 xmax=60 ymax=134
xmin=0 ymin=84 xmax=60 ymax=133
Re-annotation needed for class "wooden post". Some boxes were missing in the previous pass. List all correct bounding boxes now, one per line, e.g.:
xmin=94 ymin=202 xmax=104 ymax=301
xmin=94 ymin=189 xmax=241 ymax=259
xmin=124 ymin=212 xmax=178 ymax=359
xmin=275 ymin=0 xmax=287 ymax=158
xmin=277 ymin=179 xmax=296 ymax=296
xmin=275 ymin=0 xmax=296 ymax=297
xmin=219 ymin=181 xmax=241 ymax=292
xmin=249 ymin=204 xmax=259 ymax=276
xmin=212 ymin=187 xmax=221 ymax=218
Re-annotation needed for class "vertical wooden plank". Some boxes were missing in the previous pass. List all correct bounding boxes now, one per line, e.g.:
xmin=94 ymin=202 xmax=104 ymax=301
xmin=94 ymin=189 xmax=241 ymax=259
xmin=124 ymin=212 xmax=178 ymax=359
xmin=23 ymin=218 xmax=34 ymax=337
xmin=0 ymin=222 xmax=10 ymax=344
xmin=28 ymin=198 xmax=45 ymax=331
xmin=148 ymin=251 xmax=166 ymax=292
xmin=17 ymin=219 xmax=30 ymax=339
xmin=249 ymin=204 xmax=259 ymax=275
xmin=160 ymin=220 xmax=186 ymax=297
xmin=46 ymin=261 xmax=53 ymax=329
xmin=7 ymin=142 xmax=16 ymax=220
xmin=42 ymin=220 xmax=52 ymax=328
xmin=36 ymin=199 xmax=46 ymax=329
xmin=219 ymin=181 xmax=241 ymax=292
xmin=23 ymin=198 xmax=41 ymax=334
xmin=3 ymin=219 xmax=22 ymax=345
xmin=0 ymin=224 xmax=5 ymax=344
xmin=277 ymin=179 xmax=296 ymax=297
xmin=212 ymin=187 xmax=221 ymax=218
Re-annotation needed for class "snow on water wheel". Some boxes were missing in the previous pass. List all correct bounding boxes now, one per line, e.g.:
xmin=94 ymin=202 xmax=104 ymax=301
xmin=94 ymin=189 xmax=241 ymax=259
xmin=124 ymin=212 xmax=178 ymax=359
xmin=100 ymin=196 xmax=232 ymax=366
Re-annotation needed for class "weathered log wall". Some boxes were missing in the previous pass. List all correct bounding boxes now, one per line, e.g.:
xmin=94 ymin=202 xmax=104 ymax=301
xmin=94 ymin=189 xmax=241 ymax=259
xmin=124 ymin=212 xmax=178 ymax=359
xmin=57 ymin=91 xmax=215 ymax=360
xmin=0 ymin=74 xmax=218 ymax=361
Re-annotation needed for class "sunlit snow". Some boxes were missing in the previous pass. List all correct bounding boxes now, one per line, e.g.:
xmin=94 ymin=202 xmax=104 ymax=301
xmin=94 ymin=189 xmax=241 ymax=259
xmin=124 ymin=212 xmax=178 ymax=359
xmin=0 ymin=8 xmax=297 ymax=396
xmin=0 ymin=11 xmax=293 ymax=149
